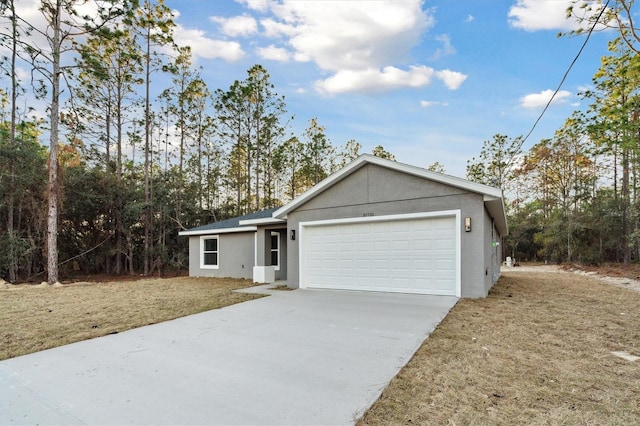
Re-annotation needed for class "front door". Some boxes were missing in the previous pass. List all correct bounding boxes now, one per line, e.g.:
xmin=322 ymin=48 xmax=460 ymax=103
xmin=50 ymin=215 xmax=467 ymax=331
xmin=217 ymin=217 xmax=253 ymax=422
xmin=270 ymin=231 xmax=280 ymax=272
xmin=267 ymin=229 xmax=287 ymax=280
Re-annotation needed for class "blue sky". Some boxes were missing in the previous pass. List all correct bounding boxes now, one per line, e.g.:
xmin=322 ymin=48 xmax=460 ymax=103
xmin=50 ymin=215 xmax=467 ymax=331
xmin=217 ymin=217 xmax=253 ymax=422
xmin=13 ymin=0 xmax=617 ymax=178
xmin=163 ymin=0 xmax=617 ymax=177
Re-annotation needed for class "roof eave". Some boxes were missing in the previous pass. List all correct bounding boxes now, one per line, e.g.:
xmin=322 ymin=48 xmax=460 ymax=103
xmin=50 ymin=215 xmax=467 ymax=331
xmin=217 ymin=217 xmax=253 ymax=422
xmin=178 ymin=226 xmax=257 ymax=236
xmin=484 ymin=196 xmax=508 ymax=236
xmin=274 ymin=154 xmax=506 ymax=219
xmin=239 ymin=217 xmax=286 ymax=226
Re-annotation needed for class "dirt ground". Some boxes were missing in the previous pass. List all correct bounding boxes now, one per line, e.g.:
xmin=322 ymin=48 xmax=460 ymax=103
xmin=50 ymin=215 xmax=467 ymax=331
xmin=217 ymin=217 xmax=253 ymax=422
xmin=360 ymin=265 xmax=640 ymax=425
xmin=506 ymin=263 xmax=640 ymax=294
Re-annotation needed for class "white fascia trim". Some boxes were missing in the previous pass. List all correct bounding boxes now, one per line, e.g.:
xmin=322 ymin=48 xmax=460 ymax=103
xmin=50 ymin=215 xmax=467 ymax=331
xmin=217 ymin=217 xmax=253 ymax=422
xmin=454 ymin=212 xmax=462 ymax=298
xmin=274 ymin=154 xmax=503 ymax=219
xmin=298 ymin=210 xmax=462 ymax=298
xmin=179 ymin=226 xmax=257 ymax=236
xmin=299 ymin=209 xmax=460 ymax=228
xmin=239 ymin=217 xmax=286 ymax=226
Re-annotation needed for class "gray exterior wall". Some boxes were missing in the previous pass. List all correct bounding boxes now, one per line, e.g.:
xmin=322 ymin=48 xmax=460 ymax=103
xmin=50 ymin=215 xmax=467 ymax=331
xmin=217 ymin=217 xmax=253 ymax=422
xmin=188 ymin=232 xmax=255 ymax=279
xmin=482 ymin=209 xmax=503 ymax=296
xmin=284 ymin=163 xmax=497 ymax=297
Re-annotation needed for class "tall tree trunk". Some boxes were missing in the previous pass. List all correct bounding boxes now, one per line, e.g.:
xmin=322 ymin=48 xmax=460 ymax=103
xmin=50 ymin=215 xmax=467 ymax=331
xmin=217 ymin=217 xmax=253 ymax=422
xmin=636 ymin=131 xmax=640 ymax=261
xmin=236 ymin=128 xmax=242 ymax=216
xmin=143 ymin=23 xmax=151 ymax=276
xmin=7 ymin=0 xmax=18 ymax=282
xmin=115 ymin=80 xmax=124 ymax=275
xmin=622 ymin=147 xmax=631 ymax=265
xmin=46 ymin=0 xmax=62 ymax=284
xmin=197 ymin=121 xmax=203 ymax=211
xmin=105 ymin=100 xmax=111 ymax=171
xmin=246 ymin=139 xmax=251 ymax=213
xmin=255 ymin=113 xmax=260 ymax=211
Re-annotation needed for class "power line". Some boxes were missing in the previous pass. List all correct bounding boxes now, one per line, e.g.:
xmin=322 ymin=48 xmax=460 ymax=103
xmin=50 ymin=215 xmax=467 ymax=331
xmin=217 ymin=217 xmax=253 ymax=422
xmin=517 ymin=0 xmax=611 ymax=152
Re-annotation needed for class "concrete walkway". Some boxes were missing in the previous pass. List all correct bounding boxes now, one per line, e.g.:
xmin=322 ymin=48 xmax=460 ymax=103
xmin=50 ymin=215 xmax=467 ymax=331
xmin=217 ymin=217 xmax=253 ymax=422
xmin=0 ymin=287 xmax=457 ymax=425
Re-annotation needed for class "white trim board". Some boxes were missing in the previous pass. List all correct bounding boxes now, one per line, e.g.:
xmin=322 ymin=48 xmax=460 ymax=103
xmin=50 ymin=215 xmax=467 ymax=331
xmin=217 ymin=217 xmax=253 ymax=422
xmin=179 ymin=226 xmax=257 ymax=236
xmin=239 ymin=217 xmax=286 ymax=226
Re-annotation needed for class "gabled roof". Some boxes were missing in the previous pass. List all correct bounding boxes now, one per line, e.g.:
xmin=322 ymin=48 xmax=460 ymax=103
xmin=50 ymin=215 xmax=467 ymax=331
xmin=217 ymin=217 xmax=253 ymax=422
xmin=178 ymin=207 xmax=281 ymax=236
xmin=273 ymin=154 xmax=508 ymax=235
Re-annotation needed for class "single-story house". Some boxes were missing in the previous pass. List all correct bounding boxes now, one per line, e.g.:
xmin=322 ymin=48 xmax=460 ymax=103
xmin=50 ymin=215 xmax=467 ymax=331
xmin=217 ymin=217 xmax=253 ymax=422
xmin=179 ymin=154 xmax=507 ymax=298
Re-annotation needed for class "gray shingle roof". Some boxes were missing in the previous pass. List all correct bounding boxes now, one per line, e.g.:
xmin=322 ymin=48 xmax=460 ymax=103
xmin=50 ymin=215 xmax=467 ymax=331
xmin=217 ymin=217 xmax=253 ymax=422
xmin=183 ymin=207 xmax=280 ymax=233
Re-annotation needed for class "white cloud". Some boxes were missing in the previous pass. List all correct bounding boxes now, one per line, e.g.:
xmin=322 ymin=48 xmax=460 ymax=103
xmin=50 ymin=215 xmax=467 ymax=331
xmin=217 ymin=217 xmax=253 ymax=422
xmin=465 ymin=15 xmax=475 ymax=23
xmin=210 ymin=14 xmax=258 ymax=37
xmin=242 ymin=1 xmax=468 ymax=94
xmin=420 ymin=100 xmax=448 ymax=107
xmin=256 ymin=44 xmax=291 ymax=61
xmin=508 ymin=0 xmax=606 ymax=31
xmin=435 ymin=70 xmax=467 ymax=90
xmin=260 ymin=17 xmax=299 ymax=38
xmin=192 ymin=1 xmax=467 ymax=95
xmin=273 ymin=1 xmax=434 ymax=71
xmin=237 ymin=0 xmax=272 ymax=12
xmin=520 ymin=89 xmax=571 ymax=108
xmin=174 ymin=25 xmax=245 ymax=62
xmin=315 ymin=66 xmax=434 ymax=94
xmin=431 ymin=34 xmax=456 ymax=60
xmin=314 ymin=65 xmax=462 ymax=95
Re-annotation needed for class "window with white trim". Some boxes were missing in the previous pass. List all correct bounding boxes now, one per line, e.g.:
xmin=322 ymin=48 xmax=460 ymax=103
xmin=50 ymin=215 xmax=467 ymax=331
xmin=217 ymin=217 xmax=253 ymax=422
xmin=200 ymin=236 xmax=219 ymax=269
xmin=270 ymin=231 xmax=280 ymax=271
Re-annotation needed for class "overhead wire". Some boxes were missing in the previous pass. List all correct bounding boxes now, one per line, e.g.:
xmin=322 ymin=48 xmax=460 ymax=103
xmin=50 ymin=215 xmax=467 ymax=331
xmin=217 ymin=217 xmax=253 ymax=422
xmin=516 ymin=0 xmax=612 ymax=153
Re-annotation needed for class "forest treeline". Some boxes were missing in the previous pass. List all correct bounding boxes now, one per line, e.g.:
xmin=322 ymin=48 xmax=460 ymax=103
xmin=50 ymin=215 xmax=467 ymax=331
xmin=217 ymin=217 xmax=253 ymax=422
xmin=1 ymin=1 xmax=640 ymax=282
xmin=468 ymin=36 xmax=640 ymax=266
xmin=0 ymin=0 xmax=399 ymax=282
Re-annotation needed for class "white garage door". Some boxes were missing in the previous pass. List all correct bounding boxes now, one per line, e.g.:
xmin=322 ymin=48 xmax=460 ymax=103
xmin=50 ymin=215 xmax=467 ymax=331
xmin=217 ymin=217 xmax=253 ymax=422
xmin=300 ymin=213 xmax=459 ymax=296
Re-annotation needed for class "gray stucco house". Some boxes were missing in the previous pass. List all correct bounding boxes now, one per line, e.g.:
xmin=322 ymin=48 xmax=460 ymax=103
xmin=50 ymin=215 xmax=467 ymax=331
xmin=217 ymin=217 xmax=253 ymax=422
xmin=179 ymin=154 xmax=507 ymax=298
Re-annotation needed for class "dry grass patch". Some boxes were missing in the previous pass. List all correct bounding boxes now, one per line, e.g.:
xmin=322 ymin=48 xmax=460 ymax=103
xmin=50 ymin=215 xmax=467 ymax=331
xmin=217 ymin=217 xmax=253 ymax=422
xmin=360 ymin=271 xmax=640 ymax=425
xmin=270 ymin=284 xmax=294 ymax=291
xmin=0 ymin=277 xmax=263 ymax=361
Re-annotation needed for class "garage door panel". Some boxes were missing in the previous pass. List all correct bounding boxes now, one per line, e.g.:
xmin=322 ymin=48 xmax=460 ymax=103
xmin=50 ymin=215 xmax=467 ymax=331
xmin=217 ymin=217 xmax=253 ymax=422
xmin=392 ymin=240 xmax=411 ymax=251
xmin=322 ymin=259 xmax=336 ymax=269
xmin=301 ymin=214 xmax=458 ymax=296
xmin=391 ymin=277 xmax=410 ymax=289
xmin=338 ymin=259 xmax=353 ymax=269
xmin=354 ymin=241 xmax=370 ymax=252
xmin=412 ymin=259 xmax=432 ymax=270
xmin=370 ymin=242 xmax=383 ymax=252
xmin=373 ymin=259 xmax=390 ymax=268
xmin=436 ymin=258 xmax=455 ymax=268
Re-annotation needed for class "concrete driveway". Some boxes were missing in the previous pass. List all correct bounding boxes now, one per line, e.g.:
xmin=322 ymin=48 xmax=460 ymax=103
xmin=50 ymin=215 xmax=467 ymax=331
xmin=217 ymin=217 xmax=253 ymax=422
xmin=0 ymin=287 xmax=457 ymax=425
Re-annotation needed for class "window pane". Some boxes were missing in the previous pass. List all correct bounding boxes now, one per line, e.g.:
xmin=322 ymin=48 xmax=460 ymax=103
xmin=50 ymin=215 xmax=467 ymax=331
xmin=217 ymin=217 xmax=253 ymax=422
xmin=204 ymin=252 xmax=218 ymax=265
xmin=270 ymin=234 xmax=278 ymax=250
xmin=204 ymin=238 xmax=217 ymax=252
xmin=270 ymin=250 xmax=278 ymax=266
